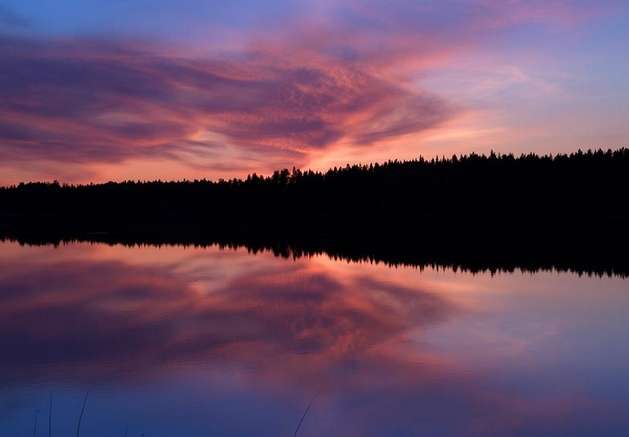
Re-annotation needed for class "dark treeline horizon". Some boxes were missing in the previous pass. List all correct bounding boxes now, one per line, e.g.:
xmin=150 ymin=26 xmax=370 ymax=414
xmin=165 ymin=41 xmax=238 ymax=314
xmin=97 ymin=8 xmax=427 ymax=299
xmin=3 ymin=148 xmax=629 ymax=275
xmin=3 ymin=147 xmax=629 ymax=188
xmin=2 ymin=148 xmax=629 ymax=257
xmin=2 ymin=147 xmax=628 ymax=217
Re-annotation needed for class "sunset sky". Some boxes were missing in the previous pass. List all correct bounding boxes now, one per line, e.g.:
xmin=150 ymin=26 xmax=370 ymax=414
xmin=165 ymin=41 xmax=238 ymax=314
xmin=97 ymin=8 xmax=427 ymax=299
xmin=1 ymin=0 xmax=628 ymax=184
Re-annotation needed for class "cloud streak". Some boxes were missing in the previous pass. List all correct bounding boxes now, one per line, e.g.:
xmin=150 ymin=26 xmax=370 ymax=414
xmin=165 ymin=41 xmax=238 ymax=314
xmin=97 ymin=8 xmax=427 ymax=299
xmin=0 ymin=34 xmax=454 ymax=174
xmin=0 ymin=0 xmax=626 ymax=182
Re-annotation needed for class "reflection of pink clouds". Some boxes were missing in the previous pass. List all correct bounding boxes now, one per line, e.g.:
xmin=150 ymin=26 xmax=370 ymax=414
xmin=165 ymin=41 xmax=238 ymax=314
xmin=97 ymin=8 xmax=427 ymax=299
xmin=207 ymin=270 xmax=452 ymax=359
xmin=0 ymin=249 xmax=560 ymax=433
xmin=2 ymin=243 xmax=629 ymax=435
xmin=0 ymin=255 xmax=454 ymax=385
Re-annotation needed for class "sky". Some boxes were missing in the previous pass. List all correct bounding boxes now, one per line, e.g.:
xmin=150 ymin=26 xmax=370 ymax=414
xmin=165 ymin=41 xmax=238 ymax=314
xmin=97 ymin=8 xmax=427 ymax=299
xmin=1 ymin=0 xmax=628 ymax=184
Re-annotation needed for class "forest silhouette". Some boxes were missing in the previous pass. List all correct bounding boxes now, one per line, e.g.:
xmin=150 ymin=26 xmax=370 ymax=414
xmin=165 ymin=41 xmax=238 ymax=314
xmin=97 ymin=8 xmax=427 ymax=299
xmin=1 ymin=148 xmax=628 ymax=276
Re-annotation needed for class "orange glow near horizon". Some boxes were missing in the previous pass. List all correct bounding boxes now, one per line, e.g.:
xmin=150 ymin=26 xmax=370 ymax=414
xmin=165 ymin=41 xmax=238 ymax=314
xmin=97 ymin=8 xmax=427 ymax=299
xmin=0 ymin=0 xmax=628 ymax=184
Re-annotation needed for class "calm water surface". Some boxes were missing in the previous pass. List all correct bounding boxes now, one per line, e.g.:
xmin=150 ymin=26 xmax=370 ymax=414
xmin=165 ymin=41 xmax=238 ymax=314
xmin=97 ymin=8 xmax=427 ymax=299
xmin=1 ymin=241 xmax=628 ymax=436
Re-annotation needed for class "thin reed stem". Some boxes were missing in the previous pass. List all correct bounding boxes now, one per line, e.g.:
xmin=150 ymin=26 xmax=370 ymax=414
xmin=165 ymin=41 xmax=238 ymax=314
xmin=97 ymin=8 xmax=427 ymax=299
xmin=48 ymin=393 xmax=53 ymax=437
xmin=76 ymin=391 xmax=89 ymax=437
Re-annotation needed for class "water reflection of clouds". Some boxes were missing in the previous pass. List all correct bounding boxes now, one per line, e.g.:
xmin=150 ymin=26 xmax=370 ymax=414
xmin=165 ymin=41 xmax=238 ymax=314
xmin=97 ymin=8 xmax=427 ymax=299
xmin=0 ymin=243 xmax=455 ymax=387
xmin=1 ymin=242 xmax=629 ymax=436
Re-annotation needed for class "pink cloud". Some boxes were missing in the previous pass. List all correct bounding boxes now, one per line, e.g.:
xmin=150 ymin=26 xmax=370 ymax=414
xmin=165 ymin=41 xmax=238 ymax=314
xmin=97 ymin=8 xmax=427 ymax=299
xmin=0 ymin=34 xmax=455 ymax=180
xmin=0 ymin=0 xmax=622 ymax=183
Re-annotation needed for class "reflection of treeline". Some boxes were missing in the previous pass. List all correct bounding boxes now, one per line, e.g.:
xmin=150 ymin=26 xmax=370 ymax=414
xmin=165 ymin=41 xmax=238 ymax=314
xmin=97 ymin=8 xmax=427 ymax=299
xmin=2 ymin=230 xmax=628 ymax=277
xmin=1 ymin=148 xmax=628 ymax=276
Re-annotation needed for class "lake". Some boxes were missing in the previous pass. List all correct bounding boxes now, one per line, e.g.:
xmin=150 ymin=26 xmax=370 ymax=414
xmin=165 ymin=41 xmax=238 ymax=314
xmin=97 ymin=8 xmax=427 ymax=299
xmin=1 ymin=240 xmax=628 ymax=436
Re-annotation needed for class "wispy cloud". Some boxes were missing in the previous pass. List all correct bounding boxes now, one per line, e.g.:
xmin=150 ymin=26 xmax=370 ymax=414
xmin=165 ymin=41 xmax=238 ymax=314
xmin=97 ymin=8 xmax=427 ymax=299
xmin=0 ymin=0 xmax=625 ymax=182
xmin=0 ymin=34 xmax=454 ymax=172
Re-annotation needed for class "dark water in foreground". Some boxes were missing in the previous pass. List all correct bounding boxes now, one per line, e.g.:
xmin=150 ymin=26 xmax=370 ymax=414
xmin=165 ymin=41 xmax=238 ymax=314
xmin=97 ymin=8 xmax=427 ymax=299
xmin=1 ymin=241 xmax=628 ymax=436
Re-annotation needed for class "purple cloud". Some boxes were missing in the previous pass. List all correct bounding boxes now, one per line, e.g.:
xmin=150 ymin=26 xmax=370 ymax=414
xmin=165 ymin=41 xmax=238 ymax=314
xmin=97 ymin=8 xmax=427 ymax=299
xmin=0 ymin=35 xmax=455 ymax=170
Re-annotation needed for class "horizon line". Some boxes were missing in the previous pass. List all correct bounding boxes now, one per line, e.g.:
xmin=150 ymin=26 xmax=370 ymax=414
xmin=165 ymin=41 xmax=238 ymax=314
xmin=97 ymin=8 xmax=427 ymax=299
xmin=2 ymin=146 xmax=627 ymax=188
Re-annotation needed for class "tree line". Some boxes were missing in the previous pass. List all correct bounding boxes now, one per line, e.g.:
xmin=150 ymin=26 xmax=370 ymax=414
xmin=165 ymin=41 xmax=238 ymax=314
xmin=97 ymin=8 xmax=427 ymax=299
xmin=1 ymin=148 xmax=628 ymax=232
xmin=2 ymin=148 xmax=628 ymax=275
